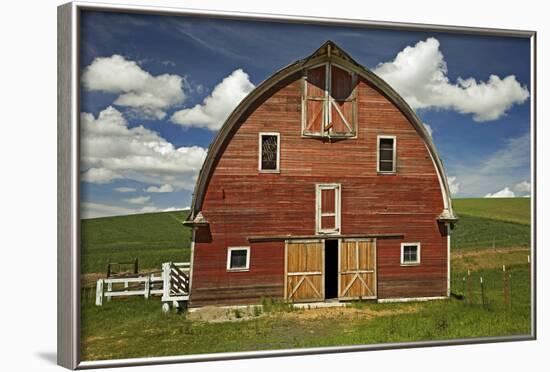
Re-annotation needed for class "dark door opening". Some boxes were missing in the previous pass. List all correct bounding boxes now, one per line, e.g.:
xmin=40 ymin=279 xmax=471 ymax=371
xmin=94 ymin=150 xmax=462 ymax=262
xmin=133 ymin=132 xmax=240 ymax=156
xmin=324 ymin=239 xmax=339 ymax=299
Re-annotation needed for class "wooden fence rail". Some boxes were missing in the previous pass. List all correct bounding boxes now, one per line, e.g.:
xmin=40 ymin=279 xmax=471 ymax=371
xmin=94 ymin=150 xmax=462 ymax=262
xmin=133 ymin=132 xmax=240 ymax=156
xmin=96 ymin=262 xmax=190 ymax=307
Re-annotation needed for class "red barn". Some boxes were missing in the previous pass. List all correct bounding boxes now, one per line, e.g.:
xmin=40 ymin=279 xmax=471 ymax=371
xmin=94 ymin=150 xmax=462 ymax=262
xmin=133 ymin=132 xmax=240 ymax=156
xmin=184 ymin=41 xmax=457 ymax=307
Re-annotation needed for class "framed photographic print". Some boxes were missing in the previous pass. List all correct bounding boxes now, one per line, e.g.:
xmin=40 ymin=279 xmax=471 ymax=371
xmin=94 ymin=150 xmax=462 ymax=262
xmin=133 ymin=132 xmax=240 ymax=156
xmin=57 ymin=1 xmax=536 ymax=369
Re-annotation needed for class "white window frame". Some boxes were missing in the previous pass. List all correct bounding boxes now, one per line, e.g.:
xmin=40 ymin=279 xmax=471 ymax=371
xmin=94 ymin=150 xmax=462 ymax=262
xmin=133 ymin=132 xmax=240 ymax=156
xmin=258 ymin=132 xmax=280 ymax=173
xmin=400 ymin=242 xmax=421 ymax=266
xmin=301 ymin=62 xmax=357 ymax=138
xmin=377 ymin=135 xmax=397 ymax=173
xmin=315 ymin=183 xmax=341 ymax=235
xmin=226 ymin=247 xmax=251 ymax=272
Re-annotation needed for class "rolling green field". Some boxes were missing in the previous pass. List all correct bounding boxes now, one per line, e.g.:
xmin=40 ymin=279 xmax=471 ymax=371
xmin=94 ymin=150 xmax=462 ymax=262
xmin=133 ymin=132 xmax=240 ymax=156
xmin=453 ymin=197 xmax=531 ymax=225
xmin=80 ymin=198 xmax=532 ymax=361
xmin=452 ymin=198 xmax=531 ymax=250
xmin=81 ymin=210 xmax=190 ymax=274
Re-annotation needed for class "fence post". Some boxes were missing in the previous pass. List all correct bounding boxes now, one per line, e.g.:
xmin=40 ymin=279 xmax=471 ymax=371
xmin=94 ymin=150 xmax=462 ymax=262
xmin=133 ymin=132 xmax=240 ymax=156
xmin=503 ymin=265 xmax=509 ymax=308
xmin=144 ymin=277 xmax=150 ymax=299
xmin=107 ymin=281 xmax=112 ymax=302
xmin=95 ymin=279 xmax=104 ymax=306
xmin=467 ymin=270 xmax=472 ymax=305
xmin=162 ymin=262 xmax=171 ymax=302
xmin=480 ymin=276 xmax=486 ymax=309
xmin=508 ymin=274 xmax=512 ymax=309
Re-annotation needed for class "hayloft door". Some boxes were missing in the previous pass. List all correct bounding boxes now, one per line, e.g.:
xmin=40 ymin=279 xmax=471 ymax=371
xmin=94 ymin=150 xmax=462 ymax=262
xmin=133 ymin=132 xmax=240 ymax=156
xmin=338 ymin=239 xmax=377 ymax=299
xmin=285 ymin=240 xmax=325 ymax=302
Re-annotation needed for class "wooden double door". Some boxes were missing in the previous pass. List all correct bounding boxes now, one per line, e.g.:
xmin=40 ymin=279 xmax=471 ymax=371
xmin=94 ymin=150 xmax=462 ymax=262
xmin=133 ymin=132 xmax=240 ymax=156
xmin=284 ymin=239 xmax=377 ymax=302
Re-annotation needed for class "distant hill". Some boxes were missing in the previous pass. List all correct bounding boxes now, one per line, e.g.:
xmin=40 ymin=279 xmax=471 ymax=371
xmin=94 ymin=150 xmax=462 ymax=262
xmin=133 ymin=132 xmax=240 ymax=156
xmin=452 ymin=198 xmax=531 ymax=250
xmin=81 ymin=210 xmax=191 ymax=274
xmin=453 ymin=197 xmax=531 ymax=225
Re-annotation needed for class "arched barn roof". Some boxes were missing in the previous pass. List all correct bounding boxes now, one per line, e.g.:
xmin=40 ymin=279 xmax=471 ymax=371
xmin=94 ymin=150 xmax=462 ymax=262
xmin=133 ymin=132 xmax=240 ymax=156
xmin=187 ymin=41 xmax=457 ymax=223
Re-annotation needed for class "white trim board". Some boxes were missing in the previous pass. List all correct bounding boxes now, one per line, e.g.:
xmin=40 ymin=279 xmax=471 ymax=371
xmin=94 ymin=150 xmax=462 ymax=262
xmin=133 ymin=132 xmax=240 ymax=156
xmin=315 ymin=183 xmax=341 ymax=235
xmin=226 ymin=246 xmax=251 ymax=272
xmin=258 ymin=132 xmax=280 ymax=173
xmin=377 ymin=134 xmax=397 ymax=173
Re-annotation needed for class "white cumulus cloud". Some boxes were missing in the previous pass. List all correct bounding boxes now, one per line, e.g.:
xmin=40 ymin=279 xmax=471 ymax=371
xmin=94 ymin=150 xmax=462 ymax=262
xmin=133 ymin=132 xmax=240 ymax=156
xmin=485 ymin=187 xmax=516 ymax=198
xmin=447 ymin=176 xmax=460 ymax=195
xmin=81 ymin=168 xmax=121 ymax=184
xmin=124 ymin=196 xmax=151 ymax=205
xmin=82 ymin=55 xmax=186 ymax=119
xmin=145 ymin=184 xmax=174 ymax=193
xmin=373 ymin=38 xmax=529 ymax=122
xmin=513 ymin=181 xmax=531 ymax=193
xmin=113 ymin=187 xmax=136 ymax=193
xmin=171 ymin=69 xmax=255 ymax=130
xmin=80 ymin=106 xmax=207 ymax=190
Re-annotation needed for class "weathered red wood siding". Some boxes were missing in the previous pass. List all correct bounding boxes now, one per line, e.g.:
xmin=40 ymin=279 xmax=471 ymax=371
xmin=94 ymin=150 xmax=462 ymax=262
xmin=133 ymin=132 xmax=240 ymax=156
xmin=190 ymin=74 xmax=448 ymax=307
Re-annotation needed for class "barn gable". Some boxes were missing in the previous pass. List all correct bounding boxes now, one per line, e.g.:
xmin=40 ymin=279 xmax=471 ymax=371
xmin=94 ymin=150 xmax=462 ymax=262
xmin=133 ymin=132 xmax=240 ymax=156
xmin=186 ymin=41 xmax=457 ymax=226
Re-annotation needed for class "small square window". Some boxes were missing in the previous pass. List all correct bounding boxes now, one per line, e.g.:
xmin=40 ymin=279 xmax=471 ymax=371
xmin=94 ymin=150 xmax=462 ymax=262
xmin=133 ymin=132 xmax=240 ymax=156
xmin=227 ymin=247 xmax=250 ymax=271
xmin=401 ymin=243 xmax=421 ymax=265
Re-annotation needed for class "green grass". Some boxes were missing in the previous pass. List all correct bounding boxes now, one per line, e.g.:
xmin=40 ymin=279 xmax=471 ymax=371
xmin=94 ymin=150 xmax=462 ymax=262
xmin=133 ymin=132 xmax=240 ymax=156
xmin=81 ymin=210 xmax=191 ymax=274
xmin=81 ymin=263 xmax=531 ymax=361
xmin=453 ymin=198 xmax=531 ymax=225
xmin=451 ymin=198 xmax=531 ymax=250
xmin=451 ymin=214 xmax=530 ymax=250
xmin=80 ymin=198 xmax=532 ymax=361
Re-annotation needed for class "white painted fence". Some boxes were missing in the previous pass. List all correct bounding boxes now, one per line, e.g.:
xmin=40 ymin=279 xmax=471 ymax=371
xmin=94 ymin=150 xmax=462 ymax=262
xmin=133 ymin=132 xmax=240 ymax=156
xmin=95 ymin=262 xmax=190 ymax=307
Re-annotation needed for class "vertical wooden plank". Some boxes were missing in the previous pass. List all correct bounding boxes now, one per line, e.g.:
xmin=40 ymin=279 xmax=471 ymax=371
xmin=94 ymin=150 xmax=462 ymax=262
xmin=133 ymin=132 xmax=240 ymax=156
xmin=321 ymin=240 xmax=325 ymax=299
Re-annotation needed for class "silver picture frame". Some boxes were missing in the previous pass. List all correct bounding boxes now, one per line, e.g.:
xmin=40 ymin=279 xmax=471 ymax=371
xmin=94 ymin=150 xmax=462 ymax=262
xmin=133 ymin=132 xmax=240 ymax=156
xmin=57 ymin=1 xmax=537 ymax=369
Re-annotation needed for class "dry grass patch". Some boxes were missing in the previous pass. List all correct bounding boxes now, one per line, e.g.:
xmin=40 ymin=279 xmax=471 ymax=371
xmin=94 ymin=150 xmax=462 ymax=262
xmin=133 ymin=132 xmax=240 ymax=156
xmin=452 ymin=247 xmax=530 ymax=272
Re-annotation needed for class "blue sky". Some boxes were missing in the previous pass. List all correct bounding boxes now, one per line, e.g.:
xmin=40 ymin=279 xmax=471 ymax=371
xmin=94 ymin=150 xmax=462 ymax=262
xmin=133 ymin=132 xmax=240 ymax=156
xmin=79 ymin=11 xmax=532 ymax=218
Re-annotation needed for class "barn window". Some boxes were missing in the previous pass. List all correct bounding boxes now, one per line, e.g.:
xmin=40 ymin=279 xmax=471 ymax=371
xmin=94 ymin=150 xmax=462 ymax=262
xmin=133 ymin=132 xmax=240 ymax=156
xmin=302 ymin=63 xmax=357 ymax=138
xmin=401 ymin=243 xmax=421 ymax=265
xmin=227 ymin=247 xmax=250 ymax=271
xmin=316 ymin=184 xmax=341 ymax=234
xmin=258 ymin=132 xmax=280 ymax=173
xmin=377 ymin=135 xmax=396 ymax=173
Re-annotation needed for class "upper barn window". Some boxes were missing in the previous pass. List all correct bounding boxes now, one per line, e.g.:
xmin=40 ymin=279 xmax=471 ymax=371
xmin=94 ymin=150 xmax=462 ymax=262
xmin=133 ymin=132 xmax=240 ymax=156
xmin=258 ymin=132 xmax=280 ymax=173
xmin=302 ymin=63 xmax=357 ymax=138
xmin=377 ymin=135 xmax=396 ymax=173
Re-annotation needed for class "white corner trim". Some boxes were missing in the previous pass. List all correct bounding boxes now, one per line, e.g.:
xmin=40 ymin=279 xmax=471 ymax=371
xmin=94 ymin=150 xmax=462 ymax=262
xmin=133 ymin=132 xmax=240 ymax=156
xmin=226 ymin=246 xmax=251 ymax=272
xmin=378 ymin=296 xmax=447 ymax=303
xmin=400 ymin=242 xmax=421 ymax=265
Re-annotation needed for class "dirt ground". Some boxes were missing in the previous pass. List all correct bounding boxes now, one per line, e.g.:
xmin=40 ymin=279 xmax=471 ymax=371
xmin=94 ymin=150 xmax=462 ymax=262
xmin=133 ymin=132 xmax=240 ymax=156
xmin=186 ymin=303 xmax=420 ymax=323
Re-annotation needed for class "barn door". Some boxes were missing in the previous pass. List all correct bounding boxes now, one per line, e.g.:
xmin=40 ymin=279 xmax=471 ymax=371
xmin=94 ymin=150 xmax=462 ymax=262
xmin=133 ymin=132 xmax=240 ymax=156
xmin=285 ymin=240 xmax=324 ymax=302
xmin=339 ymin=239 xmax=377 ymax=299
